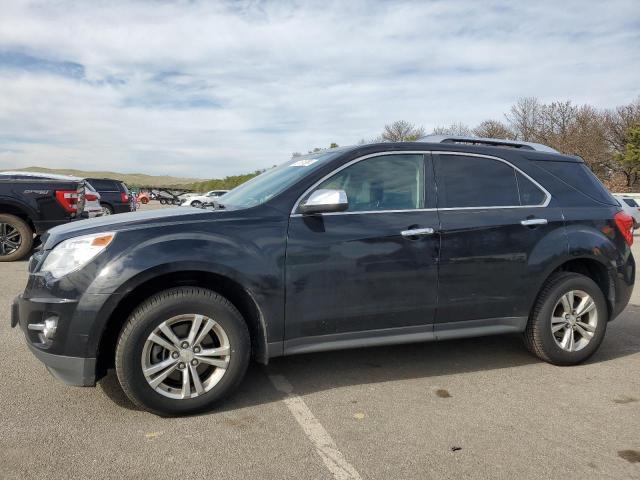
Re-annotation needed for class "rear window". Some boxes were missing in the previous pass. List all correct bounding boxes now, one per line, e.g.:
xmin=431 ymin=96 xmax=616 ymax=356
xmin=534 ymin=161 xmax=616 ymax=205
xmin=88 ymin=179 xmax=118 ymax=191
xmin=623 ymin=198 xmax=639 ymax=207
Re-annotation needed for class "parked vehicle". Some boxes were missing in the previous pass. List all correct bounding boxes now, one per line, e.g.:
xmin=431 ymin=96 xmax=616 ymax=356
xmin=136 ymin=191 xmax=150 ymax=205
xmin=12 ymin=136 xmax=635 ymax=415
xmin=181 ymin=190 xmax=229 ymax=207
xmin=0 ymin=174 xmax=86 ymax=261
xmin=1 ymin=171 xmax=103 ymax=219
xmin=613 ymin=194 xmax=640 ymax=228
xmin=85 ymin=178 xmax=133 ymax=215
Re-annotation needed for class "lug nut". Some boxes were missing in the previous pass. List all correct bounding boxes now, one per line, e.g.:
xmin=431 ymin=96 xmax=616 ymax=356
xmin=181 ymin=341 xmax=189 ymax=349
xmin=171 ymin=352 xmax=179 ymax=359
xmin=178 ymin=362 xmax=186 ymax=369
xmin=191 ymin=359 xmax=198 ymax=366
xmin=193 ymin=346 xmax=201 ymax=353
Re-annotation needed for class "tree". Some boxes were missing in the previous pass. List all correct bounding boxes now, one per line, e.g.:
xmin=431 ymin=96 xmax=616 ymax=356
xmin=330 ymin=142 xmax=339 ymax=148
xmin=379 ymin=120 xmax=426 ymax=142
xmin=505 ymin=97 xmax=542 ymax=141
xmin=472 ymin=120 xmax=514 ymax=139
xmin=615 ymin=127 xmax=640 ymax=187
xmin=431 ymin=122 xmax=471 ymax=136
xmin=604 ymin=98 xmax=640 ymax=186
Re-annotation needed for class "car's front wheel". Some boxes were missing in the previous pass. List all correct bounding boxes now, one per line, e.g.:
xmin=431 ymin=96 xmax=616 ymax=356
xmin=0 ymin=214 xmax=33 ymax=262
xmin=115 ymin=287 xmax=250 ymax=415
xmin=191 ymin=200 xmax=202 ymax=207
xmin=524 ymin=272 xmax=607 ymax=365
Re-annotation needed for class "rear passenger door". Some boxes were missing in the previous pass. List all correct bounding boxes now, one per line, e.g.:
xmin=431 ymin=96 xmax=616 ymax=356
xmin=433 ymin=152 xmax=564 ymax=335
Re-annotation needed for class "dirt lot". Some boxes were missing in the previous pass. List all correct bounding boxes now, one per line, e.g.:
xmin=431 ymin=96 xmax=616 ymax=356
xmin=1 ymin=202 xmax=639 ymax=479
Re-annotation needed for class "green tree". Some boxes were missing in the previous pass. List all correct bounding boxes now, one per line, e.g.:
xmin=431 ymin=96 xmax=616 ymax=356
xmin=616 ymin=127 xmax=640 ymax=187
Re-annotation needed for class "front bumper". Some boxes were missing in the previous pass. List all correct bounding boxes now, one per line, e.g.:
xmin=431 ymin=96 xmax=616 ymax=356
xmin=12 ymin=295 xmax=97 ymax=387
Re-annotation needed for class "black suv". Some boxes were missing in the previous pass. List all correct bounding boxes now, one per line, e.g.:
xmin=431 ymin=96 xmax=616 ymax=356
xmin=85 ymin=178 xmax=132 ymax=215
xmin=12 ymin=137 xmax=635 ymax=415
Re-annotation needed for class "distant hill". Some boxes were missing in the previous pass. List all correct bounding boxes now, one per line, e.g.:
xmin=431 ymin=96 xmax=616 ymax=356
xmin=16 ymin=166 xmax=201 ymax=188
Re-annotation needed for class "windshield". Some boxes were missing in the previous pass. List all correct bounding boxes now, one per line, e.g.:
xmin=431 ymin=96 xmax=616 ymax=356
xmin=220 ymin=151 xmax=341 ymax=209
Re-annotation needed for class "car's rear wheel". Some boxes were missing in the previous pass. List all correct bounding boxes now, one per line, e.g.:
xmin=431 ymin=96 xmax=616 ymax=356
xmin=172 ymin=199 xmax=181 ymax=205
xmin=140 ymin=197 xmax=149 ymax=204
xmin=524 ymin=272 xmax=607 ymax=365
xmin=115 ymin=287 xmax=250 ymax=415
xmin=191 ymin=200 xmax=202 ymax=207
xmin=0 ymin=214 xmax=33 ymax=262
xmin=101 ymin=203 xmax=113 ymax=216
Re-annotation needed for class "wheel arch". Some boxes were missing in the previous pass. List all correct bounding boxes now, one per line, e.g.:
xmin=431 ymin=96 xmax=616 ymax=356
xmin=95 ymin=269 xmax=269 ymax=377
xmin=531 ymin=256 xmax=614 ymax=319
xmin=0 ymin=199 xmax=37 ymax=230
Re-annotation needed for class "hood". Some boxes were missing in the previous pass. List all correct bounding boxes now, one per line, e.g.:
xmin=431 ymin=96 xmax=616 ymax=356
xmin=43 ymin=206 xmax=210 ymax=248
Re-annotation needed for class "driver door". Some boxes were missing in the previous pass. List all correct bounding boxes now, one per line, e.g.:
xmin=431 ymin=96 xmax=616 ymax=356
xmin=284 ymin=153 xmax=440 ymax=353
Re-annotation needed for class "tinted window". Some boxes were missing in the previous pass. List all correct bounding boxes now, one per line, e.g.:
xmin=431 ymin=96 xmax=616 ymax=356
xmin=435 ymin=155 xmax=519 ymax=208
xmin=316 ymin=154 xmax=425 ymax=212
xmin=516 ymin=171 xmax=546 ymax=205
xmin=623 ymin=198 xmax=639 ymax=207
xmin=88 ymin=179 xmax=118 ymax=191
xmin=534 ymin=161 xmax=616 ymax=205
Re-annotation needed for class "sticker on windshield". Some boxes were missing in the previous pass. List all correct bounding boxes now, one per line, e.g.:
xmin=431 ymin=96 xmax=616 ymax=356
xmin=290 ymin=159 xmax=318 ymax=167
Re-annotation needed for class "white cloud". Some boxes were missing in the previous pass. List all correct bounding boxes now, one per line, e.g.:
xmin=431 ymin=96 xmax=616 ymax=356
xmin=0 ymin=0 xmax=638 ymax=177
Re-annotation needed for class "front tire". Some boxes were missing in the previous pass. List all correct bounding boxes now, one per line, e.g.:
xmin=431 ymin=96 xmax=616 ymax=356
xmin=191 ymin=200 xmax=202 ymax=208
xmin=524 ymin=272 xmax=607 ymax=365
xmin=0 ymin=214 xmax=33 ymax=262
xmin=115 ymin=287 xmax=250 ymax=415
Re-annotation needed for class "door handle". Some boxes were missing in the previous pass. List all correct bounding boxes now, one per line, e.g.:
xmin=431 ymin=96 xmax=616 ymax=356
xmin=401 ymin=227 xmax=435 ymax=238
xmin=520 ymin=218 xmax=548 ymax=226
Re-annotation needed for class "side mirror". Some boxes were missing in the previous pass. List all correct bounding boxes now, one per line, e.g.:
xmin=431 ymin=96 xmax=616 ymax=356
xmin=298 ymin=189 xmax=349 ymax=215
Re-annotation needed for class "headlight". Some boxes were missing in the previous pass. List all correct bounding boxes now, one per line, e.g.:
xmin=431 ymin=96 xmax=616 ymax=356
xmin=40 ymin=232 xmax=116 ymax=278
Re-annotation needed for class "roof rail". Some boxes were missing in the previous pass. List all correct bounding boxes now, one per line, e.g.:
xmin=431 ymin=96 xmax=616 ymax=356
xmin=418 ymin=135 xmax=559 ymax=154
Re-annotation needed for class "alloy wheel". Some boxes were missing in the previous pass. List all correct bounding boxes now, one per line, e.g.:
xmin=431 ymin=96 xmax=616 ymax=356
xmin=0 ymin=222 xmax=22 ymax=257
xmin=141 ymin=314 xmax=231 ymax=399
xmin=551 ymin=290 xmax=598 ymax=352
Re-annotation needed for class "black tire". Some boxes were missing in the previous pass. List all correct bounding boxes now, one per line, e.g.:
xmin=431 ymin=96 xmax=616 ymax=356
xmin=524 ymin=272 xmax=608 ymax=365
xmin=100 ymin=203 xmax=113 ymax=216
xmin=0 ymin=214 xmax=33 ymax=262
xmin=159 ymin=198 xmax=166 ymax=205
xmin=115 ymin=287 xmax=250 ymax=415
xmin=172 ymin=199 xmax=181 ymax=205
xmin=191 ymin=200 xmax=202 ymax=208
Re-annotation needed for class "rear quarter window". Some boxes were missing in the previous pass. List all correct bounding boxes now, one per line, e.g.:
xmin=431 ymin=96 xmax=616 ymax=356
xmin=533 ymin=161 xmax=616 ymax=206
xmin=623 ymin=198 xmax=639 ymax=207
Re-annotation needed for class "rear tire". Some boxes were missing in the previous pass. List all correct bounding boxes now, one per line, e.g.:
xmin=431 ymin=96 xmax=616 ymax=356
xmin=115 ymin=287 xmax=250 ymax=416
xmin=100 ymin=203 xmax=113 ymax=216
xmin=159 ymin=198 xmax=166 ymax=205
xmin=524 ymin=272 xmax=607 ymax=365
xmin=0 ymin=214 xmax=33 ymax=262
xmin=140 ymin=197 xmax=149 ymax=205
xmin=191 ymin=200 xmax=202 ymax=208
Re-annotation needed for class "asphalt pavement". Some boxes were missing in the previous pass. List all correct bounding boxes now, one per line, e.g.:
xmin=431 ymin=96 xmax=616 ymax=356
xmin=1 ymin=202 xmax=639 ymax=479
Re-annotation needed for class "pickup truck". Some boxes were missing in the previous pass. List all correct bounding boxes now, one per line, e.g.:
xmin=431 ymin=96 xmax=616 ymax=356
xmin=0 ymin=177 xmax=85 ymax=261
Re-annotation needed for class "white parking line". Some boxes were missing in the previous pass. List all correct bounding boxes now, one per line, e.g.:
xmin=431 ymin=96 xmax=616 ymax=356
xmin=269 ymin=374 xmax=362 ymax=480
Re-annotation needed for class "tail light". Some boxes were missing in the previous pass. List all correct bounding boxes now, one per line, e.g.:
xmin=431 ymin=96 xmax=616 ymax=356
xmin=120 ymin=192 xmax=129 ymax=203
xmin=85 ymin=193 xmax=98 ymax=202
xmin=614 ymin=211 xmax=634 ymax=246
xmin=55 ymin=190 xmax=79 ymax=213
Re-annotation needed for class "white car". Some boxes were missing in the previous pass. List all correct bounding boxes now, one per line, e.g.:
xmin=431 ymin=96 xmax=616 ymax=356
xmin=181 ymin=190 xmax=229 ymax=207
xmin=0 ymin=171 xmax=103 ymax=218
xmin=613 ymin=194 xmax=640 ymax=227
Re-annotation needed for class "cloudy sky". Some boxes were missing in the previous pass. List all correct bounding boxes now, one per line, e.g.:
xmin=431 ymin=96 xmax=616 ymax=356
xmin=0 ymin=0 xmax=639 ymax=178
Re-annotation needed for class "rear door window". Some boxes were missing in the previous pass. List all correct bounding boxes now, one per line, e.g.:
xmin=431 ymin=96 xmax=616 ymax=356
xmin=435 ymin=154 xmax=519 ymax=208
xmin=623 ymin=198 xmax=638 ymax=207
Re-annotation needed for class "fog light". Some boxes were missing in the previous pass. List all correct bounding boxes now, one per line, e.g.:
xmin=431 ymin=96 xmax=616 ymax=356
xmin=28 ymin=316 xmax=58 ymax=344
